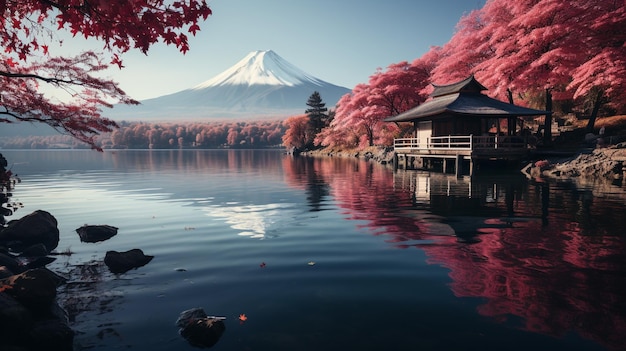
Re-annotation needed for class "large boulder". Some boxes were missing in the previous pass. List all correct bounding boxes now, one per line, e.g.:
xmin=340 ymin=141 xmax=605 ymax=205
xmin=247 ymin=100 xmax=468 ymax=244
xmin=0 ymin=210 xmax=59 ymax=252
xmin=76 ymin=224 xmax=118 ymax=243
xmin=1 ymin=268 xmax=58 ymax=310
xmin=0 ymin=252 xmax=20 ymax=274
xmin=104 ymin=249 xmax=154 ymax=274
xmin=29 ymin=318 xmax=74 ymax=351
xmin=0 ymin=291 xmax=34 ymax=341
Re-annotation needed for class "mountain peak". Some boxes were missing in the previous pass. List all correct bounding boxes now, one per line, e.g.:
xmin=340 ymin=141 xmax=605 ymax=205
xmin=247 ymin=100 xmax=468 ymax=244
xmin=192 ymin=50 xmax=325 ymax=89
xmin=106 ymin=50 xmax=350 ymax=120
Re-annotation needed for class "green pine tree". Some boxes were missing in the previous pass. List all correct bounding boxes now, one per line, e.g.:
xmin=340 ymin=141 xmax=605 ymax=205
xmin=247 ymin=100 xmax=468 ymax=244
xmin=305 ymin=91 xmax=329 ymax=148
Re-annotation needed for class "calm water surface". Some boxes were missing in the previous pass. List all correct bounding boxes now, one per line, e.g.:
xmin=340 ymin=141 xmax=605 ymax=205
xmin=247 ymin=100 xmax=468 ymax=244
xmin=3 ymin=149 xmax=626 ymax=351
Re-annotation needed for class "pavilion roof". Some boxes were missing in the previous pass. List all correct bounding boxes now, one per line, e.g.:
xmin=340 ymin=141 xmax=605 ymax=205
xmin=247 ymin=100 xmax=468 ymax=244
xmin=384 ymin=76 xmax=551 ymax=123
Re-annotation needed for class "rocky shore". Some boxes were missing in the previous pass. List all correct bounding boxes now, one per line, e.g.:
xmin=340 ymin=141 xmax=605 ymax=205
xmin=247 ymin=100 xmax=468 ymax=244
xmin=299 ymin=146 xmax=396 ymax=165
xmin=522 ymin=143 xmax=626 ymax=186
xmin=0 ymin=211 xmax=154 ymax=351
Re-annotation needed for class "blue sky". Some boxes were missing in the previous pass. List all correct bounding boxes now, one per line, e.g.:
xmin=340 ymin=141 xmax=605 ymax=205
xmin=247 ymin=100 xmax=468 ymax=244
xmin=61 ymin=0 xmax=486 ymax=100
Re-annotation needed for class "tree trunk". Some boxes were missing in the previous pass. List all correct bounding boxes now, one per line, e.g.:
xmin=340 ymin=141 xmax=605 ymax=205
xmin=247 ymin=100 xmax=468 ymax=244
xmin=585 ymin=90 xmax=603 ymax=133
xmin=543 ymin=89 xmax=552 ymax=146
xmin=506 ymin=88 xmax=514 ymax=104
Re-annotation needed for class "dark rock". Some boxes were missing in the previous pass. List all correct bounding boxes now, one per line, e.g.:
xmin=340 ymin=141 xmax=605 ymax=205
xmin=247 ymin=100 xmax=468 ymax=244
xmin=21 ymin=256 xmax=57 ymax=270
xmin=76 ymin=224 xmax=118 ymax=243
xmin=29 ymin=318 xmax=74 ymax=351
xmin=176 ymin=307 xmax=209 ymax=328
xmin=180 ymin=318 xmax=226 ymax=348
xmin=176 ymin=308 xmax=225 ymax=348
xmin=0 ymin=210 xmax=59 ymax=252
xmin=48 ymin=300 xmax=71 ymax=325
xmin=0 ymin=265 xmax=14 ymax=279
xmin=40 ymin=267 xmax=67 ymax=287
xmin=20 ymin=243 xmax=49 ymax=257
xmin=104 ymin=249 xmax=154 ymax=274
xmin=0 ymin=252 xmax=20 ymax=273
xmin=0 ymin=291 xmax=34 ymax=340
xmin=2 ymin=268 xmax=58 ymax=310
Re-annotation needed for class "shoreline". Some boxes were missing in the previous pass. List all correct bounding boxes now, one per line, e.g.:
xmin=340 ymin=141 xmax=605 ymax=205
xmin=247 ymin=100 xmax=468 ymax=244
xmin=522 ymin=144 xmax=626 ymax=185
xmin=300 ymin=144 xmax=626 ymax=187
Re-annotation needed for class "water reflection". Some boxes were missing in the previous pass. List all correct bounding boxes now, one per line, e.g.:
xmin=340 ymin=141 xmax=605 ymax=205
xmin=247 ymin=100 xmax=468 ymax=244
xmin=202 ymin=203 xmax=298 ymax=239
xmin=6 ymin=149 xmax=286 ymax=176
xmin=282 ymin=156 xmax=626 ymax=351
xmin=282 ymin=155 xmax=331 ymax=212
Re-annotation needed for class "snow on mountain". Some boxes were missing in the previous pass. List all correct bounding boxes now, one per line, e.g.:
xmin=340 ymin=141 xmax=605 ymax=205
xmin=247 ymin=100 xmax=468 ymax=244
xmin=105 ymin=50 xmax=351 ymax=121
xmin=193 ymin=50 xmax=326 ymax=88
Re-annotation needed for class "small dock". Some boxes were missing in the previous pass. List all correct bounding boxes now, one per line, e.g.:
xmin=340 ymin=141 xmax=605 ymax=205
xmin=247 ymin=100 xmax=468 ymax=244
xmin=393 ymin=135 xmax=529 ymax=176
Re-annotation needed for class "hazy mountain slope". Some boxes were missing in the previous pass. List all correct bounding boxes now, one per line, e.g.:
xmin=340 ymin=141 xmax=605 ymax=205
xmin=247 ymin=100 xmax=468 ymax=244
xmin=105 ymin=50 xmax=351 ymax=121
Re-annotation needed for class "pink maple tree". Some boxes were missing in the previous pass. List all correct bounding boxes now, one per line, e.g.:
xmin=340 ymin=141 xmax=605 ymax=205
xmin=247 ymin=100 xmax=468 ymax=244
xmin=430 ymin=10 xmax=489 ymax=86
xmin=430 ymin=0 xmax=625 ymax=136
xmin=318 ymin=58 xmax=433 ymax=148
xmin=282 ymin=114 xmax=310 ymax=149
xmin=1 ymin=0 xmax=212 ymax=149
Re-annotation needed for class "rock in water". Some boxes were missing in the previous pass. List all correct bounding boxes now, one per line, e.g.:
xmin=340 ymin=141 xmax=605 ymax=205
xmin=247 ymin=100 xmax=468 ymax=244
xmin=0 ymin=210 xmax=59 ymax=252
xmin=104 ymin=249 xmax=154 ymax=274
xmin=76 ymin=224 xmax=118 ymax=243
xmin=176 ymin=308 xmax=210 ymax=328
xmin=176 ymin=308 xmax=225 ymax=348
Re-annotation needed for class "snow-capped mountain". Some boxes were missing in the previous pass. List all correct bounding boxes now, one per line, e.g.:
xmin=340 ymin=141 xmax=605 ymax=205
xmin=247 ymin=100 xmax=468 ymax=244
xmin=106 ymin=50 xmax=351 ymax=120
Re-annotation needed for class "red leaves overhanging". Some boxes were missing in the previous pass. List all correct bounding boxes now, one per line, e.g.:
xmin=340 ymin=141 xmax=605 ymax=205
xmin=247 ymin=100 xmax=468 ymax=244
xmin=1 ymin=0 xmax=212 ymax=149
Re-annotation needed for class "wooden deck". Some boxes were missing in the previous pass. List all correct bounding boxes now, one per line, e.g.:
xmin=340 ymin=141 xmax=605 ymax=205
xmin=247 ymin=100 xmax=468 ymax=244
xmin=393 ymin=135 xmax=530 ymax=176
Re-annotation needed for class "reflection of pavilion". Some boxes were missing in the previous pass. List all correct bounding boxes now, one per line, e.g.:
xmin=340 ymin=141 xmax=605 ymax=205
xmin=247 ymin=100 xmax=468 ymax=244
xmin=284 ymin=152 xmax=626 ymax=350
xmin=390 ymin=170 xmax=626 ymax=351
xmin=393 ymin=171 xmax=528 ymax=242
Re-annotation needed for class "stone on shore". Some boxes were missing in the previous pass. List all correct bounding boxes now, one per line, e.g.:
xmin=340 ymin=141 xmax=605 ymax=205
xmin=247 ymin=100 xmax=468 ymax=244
xmin=20 ymin=243 xmax=50 ymax=257
xmin=104 ymin=249 xmax=154 ymax=274
xmin=1 ymin=268 xmax=59 ymax=310
xmin=0 ymin=210 xmax=59 ymax=252
xmin=522 ymin=145 xmax=626 ymax=184
xmin=0 ymin=252 xmax=20 ymax=274
xmin=76 ymin=224 xmax=118 ymax=243
xmin=0 ymin=291 xmax=34 ymax=340
xmin=29 ymin=318 xmax=74 ymax=351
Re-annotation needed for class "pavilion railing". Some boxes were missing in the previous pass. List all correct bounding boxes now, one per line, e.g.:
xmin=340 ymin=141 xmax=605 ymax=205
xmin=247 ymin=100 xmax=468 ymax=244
xmin=393 ymin=135 xmax=527 ymax=151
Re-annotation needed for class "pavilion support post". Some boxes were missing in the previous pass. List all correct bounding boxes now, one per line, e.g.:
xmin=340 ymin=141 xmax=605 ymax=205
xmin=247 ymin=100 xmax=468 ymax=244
xmin=455 ymin=155 xmax=463 ymax=178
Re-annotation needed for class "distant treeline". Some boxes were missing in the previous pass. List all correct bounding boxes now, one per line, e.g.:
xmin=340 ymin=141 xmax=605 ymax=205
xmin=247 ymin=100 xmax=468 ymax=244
xmin=0 ymin=120 xmax=288 ymax=149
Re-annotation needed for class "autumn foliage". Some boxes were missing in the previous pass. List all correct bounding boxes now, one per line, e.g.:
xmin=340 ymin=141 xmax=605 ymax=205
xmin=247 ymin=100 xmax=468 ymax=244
xmin=0 ymin=120 xmax=286 ymax=149
xmin=1 ymin=0 xmax=212 ymax=149
xmin=303 ymin=0 xmax=625 ymax=151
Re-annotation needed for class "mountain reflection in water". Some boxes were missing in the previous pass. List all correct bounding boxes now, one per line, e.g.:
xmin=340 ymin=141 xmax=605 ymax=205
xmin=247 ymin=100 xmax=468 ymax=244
xmin=283 ymin=155 xmax=626 ymax=351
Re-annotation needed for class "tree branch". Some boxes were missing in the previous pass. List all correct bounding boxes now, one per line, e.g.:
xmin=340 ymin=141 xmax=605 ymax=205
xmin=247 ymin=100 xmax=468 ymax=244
xmin=0 ymin=70 xmax=80 ymax=86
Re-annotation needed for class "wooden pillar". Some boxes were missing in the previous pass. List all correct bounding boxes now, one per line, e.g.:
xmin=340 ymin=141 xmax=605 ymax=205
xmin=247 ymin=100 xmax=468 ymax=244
xmin=455 ymin=155 xmax=463 ymax=177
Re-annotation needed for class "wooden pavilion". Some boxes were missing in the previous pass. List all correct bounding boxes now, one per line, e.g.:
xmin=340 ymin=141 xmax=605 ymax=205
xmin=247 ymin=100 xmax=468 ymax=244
xmin=384 ymin=76 xmax=551 ymax=176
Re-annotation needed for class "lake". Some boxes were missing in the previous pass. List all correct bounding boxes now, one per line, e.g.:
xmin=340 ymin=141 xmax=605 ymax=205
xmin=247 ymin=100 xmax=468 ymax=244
xmin=3 ymin=149 xmax=626 ymax=351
